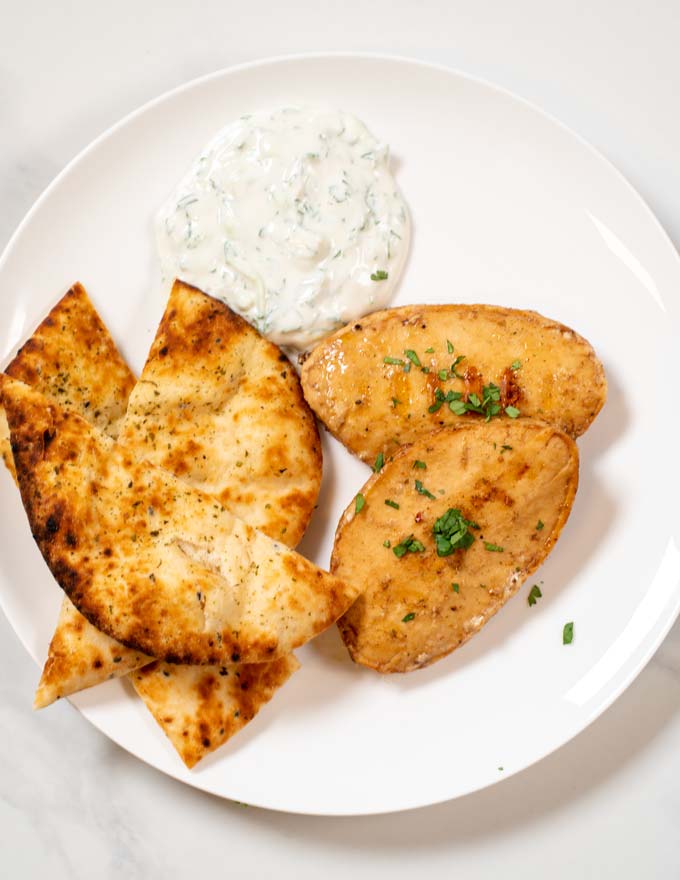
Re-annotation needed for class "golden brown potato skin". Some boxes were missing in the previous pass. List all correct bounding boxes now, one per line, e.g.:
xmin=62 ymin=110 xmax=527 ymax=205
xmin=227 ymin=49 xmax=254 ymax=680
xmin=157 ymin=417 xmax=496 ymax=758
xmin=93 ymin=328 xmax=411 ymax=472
xmin=332 ymin=419 xmax=579 ymax=673
xmin=301 ymin=304 xmax=606 ymax=463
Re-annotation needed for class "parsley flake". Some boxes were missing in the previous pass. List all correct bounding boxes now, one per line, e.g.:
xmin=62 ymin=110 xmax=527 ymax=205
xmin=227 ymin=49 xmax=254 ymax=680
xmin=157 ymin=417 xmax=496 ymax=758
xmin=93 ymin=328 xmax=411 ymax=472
xmin=404 ymin=349 xmax=421 ymax=367
xmin=432 ymin=508 xmax=477 ymax=556
xmin=484 ymin=542 xmax=504 ymax=552
xmin=511 ymin=359 xmax=522 ymax=370
xmin=383 ymin=356 xmax=405 ymax=366
xmin=563 ymin=622 xmax=574 ymax=645
xmin=527 ymin=585 xmax=542 ymax=606
xmin=413 ymin=460 xmax=427 ymax=469
xmin=392 ymin=397 xmax=401 ymax=408
xmin=383 ymin=539 xmax=391 ymax=548
xmin=385 ymin=499 xmax=400 ymax=509
xmin=505 ymin=405 xmax=520 ymax=419
xmin=355 ymin=494 xmax=366 ymax=514
xmin=402 ymin=612 xmax=416 ymax=623
xmin=371 ymin=269 xmax=388 ymax=281
xmin=373 ymin=452 xmax=385 ymax=473
xmin=501 ymin=444 xmax=513 ymax=451
xmin=451 ymin=354 xmax=466 ymax=378
xmin=415 ymin=480 xmax=436 ymax=500
xmin=536 ymin=519 xmax=544 ymax=531
xmin=447 ymin=340 xmax=454 ymax=354
xmin=452 ymin=582 xmax=460 ymax=593
xmin=425 ymin=347 xmax=434 ymax=353
xmin=393 ymin=535 xmax=426 ymax=558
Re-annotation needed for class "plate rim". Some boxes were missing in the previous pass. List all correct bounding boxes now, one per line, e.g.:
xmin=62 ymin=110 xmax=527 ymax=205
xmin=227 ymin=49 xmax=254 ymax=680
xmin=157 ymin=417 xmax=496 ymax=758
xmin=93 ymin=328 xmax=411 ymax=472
xmin=2 ymin=51 xmax=680 ymax=816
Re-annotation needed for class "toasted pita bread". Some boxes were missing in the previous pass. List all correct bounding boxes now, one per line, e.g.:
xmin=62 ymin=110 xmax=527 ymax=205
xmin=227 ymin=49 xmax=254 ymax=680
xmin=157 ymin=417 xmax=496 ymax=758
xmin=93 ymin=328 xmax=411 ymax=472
xmin=0 ymin=283 xmax=149 ymax=707
xmin=0 ymin=282 xmax=135 ymax=479
xmin=119 ymin=280 xmax=322 ymax=546
xmin=2 ymin=376 xmax=359 ymax=664
xmin=117 ymin=281 xmax=318 ymax=763
xmin=131 ymin=654 xmax=300 ymax=768
xmin=34 ymin=598 xmax=150 ymax=708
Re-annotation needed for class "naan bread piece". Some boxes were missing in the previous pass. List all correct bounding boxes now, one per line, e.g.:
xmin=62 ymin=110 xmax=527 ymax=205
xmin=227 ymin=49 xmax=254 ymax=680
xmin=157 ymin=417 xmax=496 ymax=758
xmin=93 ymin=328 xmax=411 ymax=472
xmin=131 ymin=654 xmax=300 ymax=768
xmin=119 ymin=280 xmax=322 ymax=546
xmin=2 ymin=376 xmax=359 ymax=665
xmin=333 ymin=419 xmax=578 ymax=673
xmin=34 ymin=599 xmax=149 ymax=709
xmin=301 ymin=304 xmax=606 ymax=463
xmin=0 ymin=283 xmax=148 ymax=707
xmin=0 ymin=282 xmax=135 ymax=479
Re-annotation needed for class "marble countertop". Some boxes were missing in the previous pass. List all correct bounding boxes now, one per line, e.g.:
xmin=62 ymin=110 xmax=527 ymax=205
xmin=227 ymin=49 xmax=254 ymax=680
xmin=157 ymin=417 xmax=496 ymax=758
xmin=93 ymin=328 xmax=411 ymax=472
xmin=1 ymin=2 xmax=679 ymax=877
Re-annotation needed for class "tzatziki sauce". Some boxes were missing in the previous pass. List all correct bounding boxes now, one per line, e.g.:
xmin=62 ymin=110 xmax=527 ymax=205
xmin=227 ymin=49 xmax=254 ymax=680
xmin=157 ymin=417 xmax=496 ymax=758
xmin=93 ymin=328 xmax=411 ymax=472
xmin=155 ymin=106 xmax=410 ymax=349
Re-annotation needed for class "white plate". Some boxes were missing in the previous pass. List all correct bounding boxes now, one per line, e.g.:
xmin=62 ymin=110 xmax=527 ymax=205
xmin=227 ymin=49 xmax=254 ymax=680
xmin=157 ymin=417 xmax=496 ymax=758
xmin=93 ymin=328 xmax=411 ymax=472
xmin=2 ymin=54 xmax=680 ymax=816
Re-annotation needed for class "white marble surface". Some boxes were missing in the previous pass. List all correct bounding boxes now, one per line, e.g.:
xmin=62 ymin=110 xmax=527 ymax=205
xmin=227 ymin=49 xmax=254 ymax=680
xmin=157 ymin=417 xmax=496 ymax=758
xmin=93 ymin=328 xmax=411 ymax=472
xmin=1 ymin=1 xmax=680 ymax=876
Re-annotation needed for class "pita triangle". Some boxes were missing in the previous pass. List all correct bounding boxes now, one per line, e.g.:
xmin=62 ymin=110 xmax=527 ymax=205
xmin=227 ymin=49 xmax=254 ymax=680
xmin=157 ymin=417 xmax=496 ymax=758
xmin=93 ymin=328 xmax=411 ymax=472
xmin=118 ymin=280 xmax=321 ymax=546
xmin=2 ymin=375 xmax=359 ymax=665
xmin=131 ymin=654 xmax=300 ymax=768
xmin=0 ymin=283 xmax=150 ymax=707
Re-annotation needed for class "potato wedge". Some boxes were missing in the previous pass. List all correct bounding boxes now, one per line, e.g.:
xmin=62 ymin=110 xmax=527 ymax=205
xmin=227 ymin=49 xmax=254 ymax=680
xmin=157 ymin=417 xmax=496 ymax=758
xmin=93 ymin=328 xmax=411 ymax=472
xmin=302 ymin=304 xmax=606 ymax=463
xmin=333 ymin=419 xmax=578 ymax=673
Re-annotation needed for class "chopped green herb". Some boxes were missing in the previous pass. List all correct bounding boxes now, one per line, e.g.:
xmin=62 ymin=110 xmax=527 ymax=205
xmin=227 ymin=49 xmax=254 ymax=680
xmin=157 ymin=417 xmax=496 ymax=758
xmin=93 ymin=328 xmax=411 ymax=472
xmin=563 ymin=622 xmax=574 ymax=644
xmin=510 ymin=359 xmax=522 ymax=370
xmin=393 ymin=535 xmax=426 ymax=558
xmin=451 ymin=355 xmax=466 ymax=378
xmin=415 ymin=480 xmax=436 ymax=500
xmin=383 ymin=539 xmax=391 ymax=548
xmin=373 ymin=452 xmax=384 ymax=473
xmin=425 ymin=347 xmax=435 ymax=353
xmin=404 ymin=349 xmax=421 ymax=367
xmin=413 ymin=460 xmax=427 ymax=469
xmin=438 ymin=369 xmax=449 ymax=381
xmin=402 ymin=612 xmax=416 ymax=623
xmin=392 ymin=397 xmax=401 ymax=408
xmin=505 ymin=406 xmax=520 ymax=419
xmin=447 ymin=340 xmax=454 ymax=354
xmin=536 ymin=519 xmax=545 ymax=531
xmin=385 ymin=499 xmax=400 ymax=509
xmin=452 ymin=582 xmax=460 ymax=593
xmin=449 ymin=399 xmax=467 ymax=415
xmin=501 ymin=444 xmax=513 ymax=451
xmin=432 ymin=508 xmax=477 ymax=556
xmin=403 ymin=362 xmax=411 ymax=373
xmin=383 ymin=356 xmax=405 ymax=366
xmin=355 ymin=494 xmax=365 ymax=514
xmin=371 ymin=269 xmax=388 ymax=281
xmin=429 ymin=387 xmax=464 ymax=414
xmin=421 ymin=366 xmax=430 ymax=374
xmin=484 ymin=542 xmax=504 ymax=553
xmin=527 ymin=585 xmax=542 ymax=606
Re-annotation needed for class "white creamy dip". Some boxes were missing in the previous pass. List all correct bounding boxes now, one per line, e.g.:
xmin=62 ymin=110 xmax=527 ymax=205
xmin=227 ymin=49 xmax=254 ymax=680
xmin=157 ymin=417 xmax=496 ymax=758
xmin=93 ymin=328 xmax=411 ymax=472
xmin=155 ymin=106 xmax=410 ymax=349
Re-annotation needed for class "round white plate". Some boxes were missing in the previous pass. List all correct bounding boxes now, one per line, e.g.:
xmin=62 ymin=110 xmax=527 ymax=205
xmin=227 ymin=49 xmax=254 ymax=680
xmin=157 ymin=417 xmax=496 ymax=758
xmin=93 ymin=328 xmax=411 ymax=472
xmin=1 ymin=54 xmax=680 ymax=816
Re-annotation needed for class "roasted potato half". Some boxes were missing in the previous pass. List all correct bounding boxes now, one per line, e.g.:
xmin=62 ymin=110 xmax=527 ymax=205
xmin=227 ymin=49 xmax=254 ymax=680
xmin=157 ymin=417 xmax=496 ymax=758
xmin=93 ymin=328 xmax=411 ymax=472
xmin=332 ymin=419 xmax=579 ymax=673
xmin=302 ymin=304 xmax=606 ymax=463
